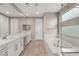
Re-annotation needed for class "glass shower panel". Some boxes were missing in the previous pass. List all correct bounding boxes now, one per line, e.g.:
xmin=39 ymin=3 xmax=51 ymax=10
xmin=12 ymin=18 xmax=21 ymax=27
xmin=61 ymin=5 xmax=79 ymax=56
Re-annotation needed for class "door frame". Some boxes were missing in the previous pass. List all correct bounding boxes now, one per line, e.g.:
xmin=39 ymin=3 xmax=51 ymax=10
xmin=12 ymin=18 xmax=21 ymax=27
xmin=35 ymin=18 xmax=43 ymax=40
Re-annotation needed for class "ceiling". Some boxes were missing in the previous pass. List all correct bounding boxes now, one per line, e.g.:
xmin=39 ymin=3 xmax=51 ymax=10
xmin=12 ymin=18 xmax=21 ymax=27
xmin=0 ymin=3 xmax=68 ymax=17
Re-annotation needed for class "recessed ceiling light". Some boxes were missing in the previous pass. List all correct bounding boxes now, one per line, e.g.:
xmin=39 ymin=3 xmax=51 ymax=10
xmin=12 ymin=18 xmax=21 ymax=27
xmin=6 ymin=11 xmax=9 ymax=14
xmin=36 ymin=12 xmax=39 ymax=14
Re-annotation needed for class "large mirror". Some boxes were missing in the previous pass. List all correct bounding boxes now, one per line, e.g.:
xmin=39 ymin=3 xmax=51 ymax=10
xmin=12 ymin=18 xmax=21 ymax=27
xmin=61 ymin=5 xmax=79 ymax=56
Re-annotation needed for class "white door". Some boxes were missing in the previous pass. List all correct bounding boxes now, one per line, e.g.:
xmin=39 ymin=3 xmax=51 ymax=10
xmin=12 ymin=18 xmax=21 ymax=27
xmin=7 ymin=41 xmax=17 ymax=56
xmin=44 ymin=14 xmax=61 ymax=55
xmin=35 ymin=19 xmax=43 ymax=40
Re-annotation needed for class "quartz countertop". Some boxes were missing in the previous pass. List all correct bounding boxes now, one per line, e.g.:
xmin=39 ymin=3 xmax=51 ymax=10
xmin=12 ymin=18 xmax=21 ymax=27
xmin=0 ymin=31 xmax=31 ymax=46
xmin=0 ymin=39 xmax=15 ymax=46
xmin=7 ymin=31 xmax=31 ymax=39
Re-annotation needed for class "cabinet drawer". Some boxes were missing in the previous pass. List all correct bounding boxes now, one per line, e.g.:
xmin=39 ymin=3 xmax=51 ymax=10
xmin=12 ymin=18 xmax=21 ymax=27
xmin=0 ymin=48 xmax=6 ymax=53
xmin=0 ymin=45 xmax=7 ymax=51
xmin=0 ymin=51 xmax=7 ymax=56
xmin=0 ymin=46 xmax=7 ymax=56
xmin=7 ymin=40 xmax=17 ymax=48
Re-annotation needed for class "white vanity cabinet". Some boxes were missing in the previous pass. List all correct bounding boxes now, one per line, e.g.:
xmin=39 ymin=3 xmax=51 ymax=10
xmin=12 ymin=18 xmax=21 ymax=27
xmin=7 ymin=40 xmax=18 ymax=56
xmin=27 ymin=34 xmax=31 ymax=44
xmin=0 ymin=32 xmax=31 ymax=56
xmin=7 ymin=39 xmax=24 ymax=56
xmin=16 ymin=38 xmax=24 ymax=55
xmin=24 ymin=34 xmax=31 ymax=46
xmin=0 ymin=44 xmax=7 ymax=56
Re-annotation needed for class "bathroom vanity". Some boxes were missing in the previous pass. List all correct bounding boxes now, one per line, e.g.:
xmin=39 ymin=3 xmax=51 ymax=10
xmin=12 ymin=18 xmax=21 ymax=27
xmin=0 ymin=31 xmax=31 ymax=56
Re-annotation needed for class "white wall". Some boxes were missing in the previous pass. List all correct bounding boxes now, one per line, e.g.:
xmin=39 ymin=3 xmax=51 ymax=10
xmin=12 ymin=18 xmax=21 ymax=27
xmin=0 ymin=14 xmax=9 ymax=38
xmin=10 ymin=18 xmax=19 ymax=35
xmin=44 ymin=13 xmax=60 ymax=54
xmin=44 ymin=13 xmax=57 ymax=35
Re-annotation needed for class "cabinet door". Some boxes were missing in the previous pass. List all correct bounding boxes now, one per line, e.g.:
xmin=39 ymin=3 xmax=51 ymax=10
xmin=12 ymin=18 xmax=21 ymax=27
xmin=7 ymin=39 xmax=24 ymax=56
xmin=16 ymin=38 xmax=24 ymax=55
xmin=0 ymin=45 xmax=7 ymax=56
xmin=26 ymin=35 xmax=31 ymax=44
xmin=0 ymin=15 xmax=9 ymax=38
xmin=7 ymin=41 xmax=17 ymax=56
xmin=8 ymin=45 xmax=16 ymax=56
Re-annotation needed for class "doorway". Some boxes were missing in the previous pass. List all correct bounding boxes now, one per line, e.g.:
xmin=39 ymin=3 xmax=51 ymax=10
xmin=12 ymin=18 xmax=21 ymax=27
xmin=35 ymin=18 xmax=43 ymax=40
